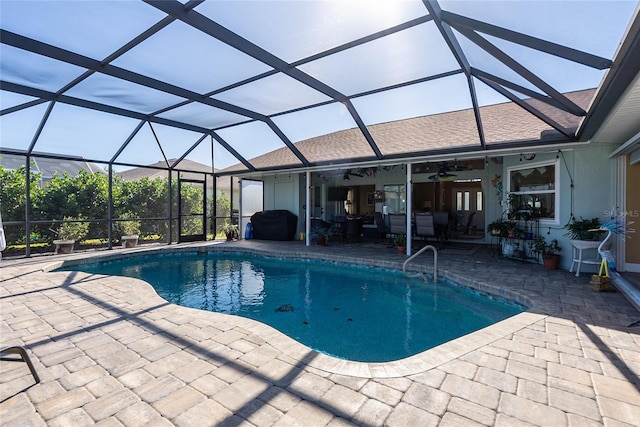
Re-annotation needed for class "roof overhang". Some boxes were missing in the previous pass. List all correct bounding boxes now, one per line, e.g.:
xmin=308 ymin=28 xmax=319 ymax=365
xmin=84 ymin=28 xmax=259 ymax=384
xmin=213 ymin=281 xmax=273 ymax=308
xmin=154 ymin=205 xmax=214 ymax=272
xmin=223 ymin=139 xmax=590 ymax=180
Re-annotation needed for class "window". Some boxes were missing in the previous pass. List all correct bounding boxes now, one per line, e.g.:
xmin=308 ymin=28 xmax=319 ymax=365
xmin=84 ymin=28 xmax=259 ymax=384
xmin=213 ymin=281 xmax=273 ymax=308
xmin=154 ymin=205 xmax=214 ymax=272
xmin=456 ymin=191 xmax=474 ymax=211
xmin=384 ymin=184 xmax=406 ymax=213
xmin=507 ymin=160 xmax=559 ymax=223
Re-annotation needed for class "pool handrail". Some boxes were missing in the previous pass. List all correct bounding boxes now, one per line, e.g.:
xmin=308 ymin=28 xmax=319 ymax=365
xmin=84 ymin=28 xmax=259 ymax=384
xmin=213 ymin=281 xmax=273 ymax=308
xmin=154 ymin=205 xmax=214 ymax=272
xmin=403 ymin=245 xmax=438 ymax=284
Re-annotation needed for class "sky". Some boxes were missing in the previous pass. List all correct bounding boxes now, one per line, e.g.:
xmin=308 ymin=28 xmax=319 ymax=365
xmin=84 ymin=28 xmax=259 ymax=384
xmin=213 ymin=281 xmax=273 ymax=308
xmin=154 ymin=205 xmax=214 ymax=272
xmin=1 ymin=0 xmax=638 ymax=172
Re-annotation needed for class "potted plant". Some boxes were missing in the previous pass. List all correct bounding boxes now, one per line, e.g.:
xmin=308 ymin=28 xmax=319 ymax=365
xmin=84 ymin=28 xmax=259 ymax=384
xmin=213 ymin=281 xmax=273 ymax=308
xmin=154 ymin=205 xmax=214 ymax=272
xmin=487 ymin=219 xmax=508 ymax=236
xmin=534 ymin=236 xmax=561 ymax=269
xmin=52 ymin=217 xmax=89 ymax=254
xmin=565 ymin=217 xmax=604 ymax=241
xmin=221 ymin=222 xmax=239 ymax=241
xmin=311 ymin=226 xmax=332 ymax=246
xmin=394 ymin=234 xmax=407 ymax=254
xmin=115 ymin=214 xmax=140 ymax=248
xmin=506 ymin=221 xmax=520 ymax=238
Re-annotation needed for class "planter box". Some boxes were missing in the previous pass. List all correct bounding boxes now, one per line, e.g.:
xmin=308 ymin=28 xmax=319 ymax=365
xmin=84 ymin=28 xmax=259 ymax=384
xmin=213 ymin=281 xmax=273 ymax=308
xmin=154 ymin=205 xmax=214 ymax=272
xmin=53 ymin=240 xmax=75 ymax=254
xmin=121 ymin=235 xmax=139 ymax=248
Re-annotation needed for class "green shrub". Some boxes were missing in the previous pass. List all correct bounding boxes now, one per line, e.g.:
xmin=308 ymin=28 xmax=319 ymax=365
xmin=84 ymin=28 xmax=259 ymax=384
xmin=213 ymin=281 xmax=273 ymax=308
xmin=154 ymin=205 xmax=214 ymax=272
xmin=56 ymin=217 xmax=89 ymax=241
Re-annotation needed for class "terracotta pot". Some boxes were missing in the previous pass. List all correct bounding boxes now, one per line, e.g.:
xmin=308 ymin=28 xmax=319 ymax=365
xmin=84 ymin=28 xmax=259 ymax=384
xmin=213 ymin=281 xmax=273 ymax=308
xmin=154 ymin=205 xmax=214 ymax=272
xmin=543 ymin=254 xmax=560 ymax=270
xmin=397 ymin=246 xmax=406 ymax=255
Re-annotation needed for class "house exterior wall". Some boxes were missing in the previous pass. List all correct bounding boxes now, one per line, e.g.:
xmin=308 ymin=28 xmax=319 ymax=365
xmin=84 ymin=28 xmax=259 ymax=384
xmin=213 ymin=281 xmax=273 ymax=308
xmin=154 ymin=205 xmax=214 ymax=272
xmin=256 ymin=144 xmax=619 ymax=270
xmin=567 ymin=145 xmax=618 ymax=271
xmin=499 ymin=144 xmax=618 ymax=270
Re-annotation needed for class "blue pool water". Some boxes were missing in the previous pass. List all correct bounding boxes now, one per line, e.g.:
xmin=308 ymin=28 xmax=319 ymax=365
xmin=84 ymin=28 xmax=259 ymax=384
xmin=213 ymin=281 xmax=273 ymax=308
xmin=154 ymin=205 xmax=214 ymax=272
xmin=61 ymin=252 xmax=524 ymax=362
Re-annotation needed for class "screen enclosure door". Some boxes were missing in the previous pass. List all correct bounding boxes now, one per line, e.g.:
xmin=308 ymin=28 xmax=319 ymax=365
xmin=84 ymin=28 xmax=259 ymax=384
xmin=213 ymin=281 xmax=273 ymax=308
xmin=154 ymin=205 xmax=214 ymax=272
xmin=178 ymin=178 xmax=206 ymax=242
xmin=241 ymin=179 xmax=263 ymax=238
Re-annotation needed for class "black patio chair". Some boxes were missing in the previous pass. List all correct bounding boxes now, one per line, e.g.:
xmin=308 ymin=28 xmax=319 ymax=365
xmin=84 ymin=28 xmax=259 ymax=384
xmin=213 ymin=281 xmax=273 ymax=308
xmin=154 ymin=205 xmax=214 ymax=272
xmin=433 ymin=211 xmax=450 ymax=248
xmin=372 ymin=212 xmax=387 ymax=236
xmin=0 ymin=346 xmax=40 ymax=384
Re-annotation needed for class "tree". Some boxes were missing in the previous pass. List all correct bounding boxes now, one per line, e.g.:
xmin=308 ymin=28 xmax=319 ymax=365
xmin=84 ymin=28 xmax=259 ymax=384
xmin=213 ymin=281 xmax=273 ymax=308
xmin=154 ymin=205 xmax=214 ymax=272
xmin=1 ymin=166 xmax=214 ymax=247
xmin=213 ymin=190 xmax=232 ymax=236
xmin=115 ymin=176 xmax=168 ymax=238
xmin=179 ymin=181 xmax=205 ymax=236
xmin=0 ymin=164 xmax=43 ymax=244
xmin=34 ymin=170 xmax=109 ymax=240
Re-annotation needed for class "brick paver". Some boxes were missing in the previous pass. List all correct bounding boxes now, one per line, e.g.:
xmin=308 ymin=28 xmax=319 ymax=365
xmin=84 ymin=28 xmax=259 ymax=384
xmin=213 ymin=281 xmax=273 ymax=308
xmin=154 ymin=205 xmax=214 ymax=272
xmin=2 ymin=241 xmax=639 ymax=426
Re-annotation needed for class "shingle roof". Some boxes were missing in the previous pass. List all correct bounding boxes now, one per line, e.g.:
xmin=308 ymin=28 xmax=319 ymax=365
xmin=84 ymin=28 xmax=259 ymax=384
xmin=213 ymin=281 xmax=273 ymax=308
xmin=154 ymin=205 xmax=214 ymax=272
xmin=118 ymin=159 xmax=214 ymax=181
xmin=221 ymin=89 xmax=594 ymax=173
xmin=0 ymin=153 xmax=107 ymax=177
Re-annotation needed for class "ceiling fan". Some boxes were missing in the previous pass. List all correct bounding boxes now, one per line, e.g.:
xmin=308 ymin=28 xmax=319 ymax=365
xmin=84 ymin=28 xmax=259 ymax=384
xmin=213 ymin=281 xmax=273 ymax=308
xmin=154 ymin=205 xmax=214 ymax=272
xmin=437 ymin=160 xmax=472 ymax=172
xmin=343 ymin=169 xmax=364 ymax=180
xmin=427 ymin=162 xmax=461 ymax=182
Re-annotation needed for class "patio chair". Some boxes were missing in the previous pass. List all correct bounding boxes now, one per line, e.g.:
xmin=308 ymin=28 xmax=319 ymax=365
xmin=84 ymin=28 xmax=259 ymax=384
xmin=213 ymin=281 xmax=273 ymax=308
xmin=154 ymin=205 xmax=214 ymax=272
xmin=0 ymin=346 xmax=40 ymax=384
xmin=414 ymin=213 xmax=435 ymax=243
xmin=388 ymin=213 xmax=406 ymax=237
xmin=373 ymin=212 xmax=388 ymax=239
xmin=433 ymin=211 xmax=450 ymax=247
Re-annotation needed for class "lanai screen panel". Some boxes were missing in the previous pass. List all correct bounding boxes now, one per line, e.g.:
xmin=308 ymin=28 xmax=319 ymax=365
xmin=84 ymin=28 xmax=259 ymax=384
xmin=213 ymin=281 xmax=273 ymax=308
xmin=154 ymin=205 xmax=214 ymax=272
xmin=355 ymin=74 xmax=478 ymax=155
xmin=65 ymin=73 xmax=187 ymax=115
xmin=216 ymin=121 xmax=303 ymax=169
xmin=0 ymin=103 xmax=50 ymax=152
xmin=110 ymin=20 xmax=273 ymax=95
xmin=0 ymin=92 xmax=37 ymax=110
xmin=157 ymin=102 xmax=248 ymax=130
xmin=212 ymin=73 xmax=332 ymax=116
xmin=178 ymin=137 xmax=214 ymax=172
xmin=298 ymin=23 xmax=461 ymax=96
xmin=273 ymin=102 xmax=375 ymax=163
xmin=0 ymin=45 xmax=87 ymax=92
xmin=0 ymin=1 xmax=164 ymax=60
xmin=195 ymin=1 xmax=428 ymax=63
xmin=440 ymin=0 xmax=634 ymax=60
xmin=116 ymin=124 xmax=209 ymax=169
xmin=34 ymin=104 xmax=142 ymax=162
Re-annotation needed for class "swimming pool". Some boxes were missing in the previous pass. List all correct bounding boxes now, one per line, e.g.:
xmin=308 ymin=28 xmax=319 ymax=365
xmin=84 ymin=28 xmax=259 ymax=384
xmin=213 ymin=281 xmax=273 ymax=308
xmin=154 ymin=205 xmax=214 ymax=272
xmin=61 ymin=251 xmax=524 ymax=362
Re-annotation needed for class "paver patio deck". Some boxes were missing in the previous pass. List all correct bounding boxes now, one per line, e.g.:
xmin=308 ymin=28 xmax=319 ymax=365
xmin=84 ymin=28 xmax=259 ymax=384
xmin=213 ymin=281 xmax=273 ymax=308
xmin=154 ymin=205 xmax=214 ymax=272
xmin=1 ymin=240 xmax=639 ymax=426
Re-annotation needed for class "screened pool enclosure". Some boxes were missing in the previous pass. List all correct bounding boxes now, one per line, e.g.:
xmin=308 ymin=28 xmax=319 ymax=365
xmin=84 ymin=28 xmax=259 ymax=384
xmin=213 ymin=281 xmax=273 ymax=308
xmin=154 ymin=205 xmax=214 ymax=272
xmin=1 ymin=1 xmax=639 ymax=256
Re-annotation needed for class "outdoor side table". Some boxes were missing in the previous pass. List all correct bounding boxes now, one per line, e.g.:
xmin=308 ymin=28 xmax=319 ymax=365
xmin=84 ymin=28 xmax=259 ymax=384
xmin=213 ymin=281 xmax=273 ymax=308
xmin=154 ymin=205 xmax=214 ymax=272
xmin=569 ymin=240 xmax=601 ymax=277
